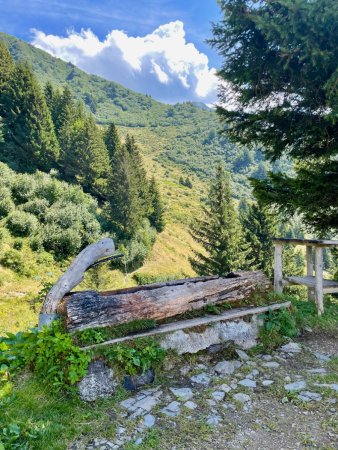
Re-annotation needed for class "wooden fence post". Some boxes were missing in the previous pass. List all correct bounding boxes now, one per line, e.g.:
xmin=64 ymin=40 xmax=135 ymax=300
xmin=306 ymin=246 xmax=315 ymax=301
xmin=274 ymin=243 xmax=283 ymax=293
xmin=315 ymin=247 xmax=324 ymax=316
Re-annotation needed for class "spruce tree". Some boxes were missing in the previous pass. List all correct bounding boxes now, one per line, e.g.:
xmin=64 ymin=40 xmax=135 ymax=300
xmin=149 ymin=176 xmax=165 ymax=232
xmin=0 ymin=43 xmax=15 ymax=112
xmin=104 ymin=123 xmax=121 ymax=162
xmin=107 ymin=144 xmax=143 ymax=237
xmin=190 ymin=164 xmax=245 ymax=275
xmin=210 ymin=0 xmax=338 ymax=233
xmin=2 ymin=62 xmax=59 ymax=171
xmin=241 ymin=202 xmax=277 ymax=278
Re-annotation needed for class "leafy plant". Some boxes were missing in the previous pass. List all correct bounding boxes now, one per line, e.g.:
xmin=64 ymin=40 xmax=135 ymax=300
xmin=259 ymin=307 xmax=299 ymax=351
xmin=103 ymin=339 xmax=166 ymax=376
xmin=0 ymin=321 xmax=91 ymax=393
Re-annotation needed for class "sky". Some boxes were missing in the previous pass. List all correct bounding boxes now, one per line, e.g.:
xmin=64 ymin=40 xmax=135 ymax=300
xmin=0 ymin=0 xmax=223 ymax=104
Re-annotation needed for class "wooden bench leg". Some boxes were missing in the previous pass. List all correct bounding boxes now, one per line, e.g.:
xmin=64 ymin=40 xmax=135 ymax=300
xmin=315 ymin=247 xmax=324 ymax=316
xmin=306 ymin=246 xmax=315 ymax=301
xmin=274 ymin=243 xmax=283 ymax=293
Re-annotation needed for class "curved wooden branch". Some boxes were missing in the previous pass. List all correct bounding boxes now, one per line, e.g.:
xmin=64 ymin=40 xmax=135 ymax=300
xmin=39 ymin=238 xmax=115 ymax=327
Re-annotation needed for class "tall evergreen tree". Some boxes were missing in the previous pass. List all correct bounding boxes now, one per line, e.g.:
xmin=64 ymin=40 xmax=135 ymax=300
xmin=107 ymin=144 xmax=144 ymax=237
xmin=0 ymin=43 xmax=15 ymax=111
xmin=190 ymin=164 xmax=245 ymax=275
xmin=1 ymin=62 xmax=59 ymax=171
xmin=149 ymin=176 xmax=165 ymax=232
xmin=210 ymin=0 xmax=338 ymax=233
xmin=241 ymin=202 xmax=277 ymax=278
xmin=104 ymin=123 xmax=121 ymax=162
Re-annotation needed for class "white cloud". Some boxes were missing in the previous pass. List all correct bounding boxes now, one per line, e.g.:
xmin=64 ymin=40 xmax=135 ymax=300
xmin=31 ymin=21 xmax=218 ymax=104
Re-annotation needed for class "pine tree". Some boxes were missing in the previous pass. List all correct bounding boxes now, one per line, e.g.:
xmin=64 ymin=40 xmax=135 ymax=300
xmin=190 ymin=164 xmax=245 ymax=275
xmin=149 ymin=176 xmax=165 ymax=232
xmin=241 ymin=202 xmax=277 ymax=278
xmin=0 ymin=43 xmax=15 ymax=115
xmin=2 ymin=62 xmax=59 ymax=171
xmin=104 ymin=123 xmax=121 ymax=162
xmin=107 ymin=144 xmax=144 ymax=237
xmin=125 ymin=134 xmax=151 ymax=217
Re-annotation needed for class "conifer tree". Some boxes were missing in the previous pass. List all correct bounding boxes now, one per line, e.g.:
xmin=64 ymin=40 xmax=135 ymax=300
xmin=241 ymin=202 xmax=277 ymax=278
xmin=0 ymin=43 xmax=15 ymax=108
xmin=2 ymin=62 xmax=59 ymax=171
xmin=149 ymin=176 xmax=165 ymax=232
xmin=104 ymin=123 xmax=121 ymax=162
xmin=190 ymin=164 xmax=245 ymax=275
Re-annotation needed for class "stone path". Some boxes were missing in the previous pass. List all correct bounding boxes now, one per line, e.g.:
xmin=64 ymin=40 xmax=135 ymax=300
xmin=69 ymin=333 xmax=337 ymax=450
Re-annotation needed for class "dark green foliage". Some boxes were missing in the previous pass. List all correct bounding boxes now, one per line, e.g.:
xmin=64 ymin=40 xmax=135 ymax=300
xmin=190 ymin=164 xmax=245 ymax=275
xmin=0 ymin=197 xmax=15 ymax=219
xmin=0 ymin=321 xmax=90 ymax=392
xmin=241 ymin=202 xmax=277 ymax=278
xmin=1 ymin=60 xmax=59 ymax=171
xmin=149 ymin=176 xmax=165 ymax=232
xmin=211 ymin=0 xmax=338 ymax=232
xmin=0 ymin=249 xmax=31 ymax=276
xmin=259 ymin=307 xmax=298 ymax=351
xmin=103 ymin=338 xmax=165 ymax=376
xmin=104 ymin=122 xmax=121 ymax=162
xmin=6 ymin=211 xmax=38 ymax=237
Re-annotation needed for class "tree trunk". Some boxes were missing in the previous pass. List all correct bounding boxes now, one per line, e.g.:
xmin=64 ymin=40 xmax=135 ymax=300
xmin=59 ymin=271 xmax=271 ymax=332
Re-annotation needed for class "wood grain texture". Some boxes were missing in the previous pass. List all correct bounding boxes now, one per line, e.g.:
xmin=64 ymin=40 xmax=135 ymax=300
xmin=59 ymin=271 xmax=271 ymax=332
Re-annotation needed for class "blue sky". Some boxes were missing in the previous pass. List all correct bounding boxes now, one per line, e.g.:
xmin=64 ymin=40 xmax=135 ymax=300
xmin=0 ymin=0 xmax=223 ymax=103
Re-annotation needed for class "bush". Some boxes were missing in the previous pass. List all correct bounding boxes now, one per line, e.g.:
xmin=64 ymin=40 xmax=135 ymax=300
xmin=11 ymin=175 xmax=36 ymax=204
xmin=41 ymin=225 xmax=82 ymax=257
xmin=0 ymin=197 xmax=15 ymax=219
xmin=0 ymin=249 xmax=29 ymax=275
xmin=22 ymin=198 xmax=49 ymax=219
xmin=0 ymin=321 xmax=91 ymax=393
xmin=6 ymin=211 xmax=38 ymax=237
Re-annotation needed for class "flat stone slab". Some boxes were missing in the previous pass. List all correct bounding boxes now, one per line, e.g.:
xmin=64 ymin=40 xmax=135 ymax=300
xmin=262 ymin=361 xmax=280 ymax=369
xmin=284 ymin=381 xmax=307 ymax=392
xmin=120 ymin=387 xmax=162 ymax=416
xmin=280 ymin=343 xmax=302 ymax=353
xmin=236 ymin=349 xmax=250 ymax=361
xmin=238 ymin=379 xmax=256 ymax=388
xmin=190 ymin=372 xmax=211 ymax=385
xmin=170 ymin=387 xmax=193 ymax=401
xmin=214 ymin=360 xmax=241 ymax=375
xmin=233 ymin=393 xmax=251 ymax=403
xmin=262 ymin=380 xmax=274 ymax=386
xmin=307 ymin=368 xmax=327 ymax=374
xmin=314 ymin=383 xmax=338 ymax=392
xmin=211 ymin=390 xmax=225 ymax=401
xmin=143 ymin=414 xmax=156 ymax=428
xmin=161 ymin=401 xmax=181 ymax=417
xmin=184 ymin=400 xmax=197 ymax=410
xmin=298 ymin=391 xmax=322 ymax=402
xmin=218 ymin=383 xmax=232 ymax=393
xmin=206 ymin=414 xmax=222 ymax=426
xmin=314 ymin=352 xmax=331 ymax=362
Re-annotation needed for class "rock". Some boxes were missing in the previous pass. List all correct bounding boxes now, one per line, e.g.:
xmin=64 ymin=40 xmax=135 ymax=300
xmin=314 ymin=352 xmax=331 ymax=362
xmin=236 ymin=349 xmax=250 ymax=361
xmin=211 ymin=391 xmax=225 ymax=401
xmin=280 ymin=343 xmax=302 ymax=353
xmin=214 ymin=360 xmax=241 ymax=375
xmin=87 ymin=439 xmax=116 ymax=449
xmin=161 ymin=401 xmax=181 ymax=417
xmin=238 ymin=379 xmax=256 ymax=388
xmin=307 ymin=368 xmax=327 ymax=374
xmin=207 ymin=343 xmax=224 ymax=354
xmin=143 ymin=414 xmax=156 ymax=428
xmin=170 ymin=387 xmax=193 ymax=401
xmin=190 ymin=372 xmax=211 ymax=385
xmin=134 ymin=437 xmax=144 ymax=446
xmin=262 ymin=362 xmax=280 ymax=369
xmin=78 ymin=360 xmax=117 ymax=402
xmin=223 ymin=402 xmax=236 ymax=410
xmin=219 ymin=383 xmax=232 ymax=393
xmin=180 ymin=365 xmax=191 ymax=376
xmin=284 ymin=381 xmax=307 ymax=392
xmin=160 ymin=317 xmax=259 ymax=354
xmin=123 ymin=368 xmax=155 ymax=391
xmin=284 ymin=376 xmax=291 ymax=382
xmin=262 ymin=380 xmax=274 ymax=386
xmin=261 ymin=355 xmax=273 ymax=361
xmin=233 ymin=393 xmax=251 ymax=403
xmin=206 ymin=414 xmax=221 ymax=426
xmin=298 ymin=391 xmax=322 ymax=402
xmin=314 ymin=383 xmax=338 ymax=392
xmin=230 ymin=382 xmax=238 ymax=389
xmin=120 ymin=387 xmax=162 ymax=416
xmin=247 ymin=369 xmax=259 ymax=379
xmin=184 ymin=400 xmax=197 ymax=410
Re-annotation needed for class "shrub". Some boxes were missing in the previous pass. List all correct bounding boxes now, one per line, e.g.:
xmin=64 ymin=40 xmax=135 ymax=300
xmin=11 ymin=175 xmax=36 ymax=204
xmin=6 ymin=211 xmax=38 ymax=237
xmin=0 ymin=250 xmax=28 ymax=275
xmin=0 ymin=197 xmax=15 ymax=219
xmin=13 ymin=239 xmax=23 ymax=250
xmin=41 ymin=225 xmax=82 ymax=257
xmin=0 ymin=321 xmax=91 ymax=393
xmin=22 ymin=198 xmax=49 ymax=219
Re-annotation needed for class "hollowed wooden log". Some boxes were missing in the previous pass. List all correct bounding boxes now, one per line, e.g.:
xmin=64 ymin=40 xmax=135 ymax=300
xmin=59 ymin=271 xmax=271 ymax=332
